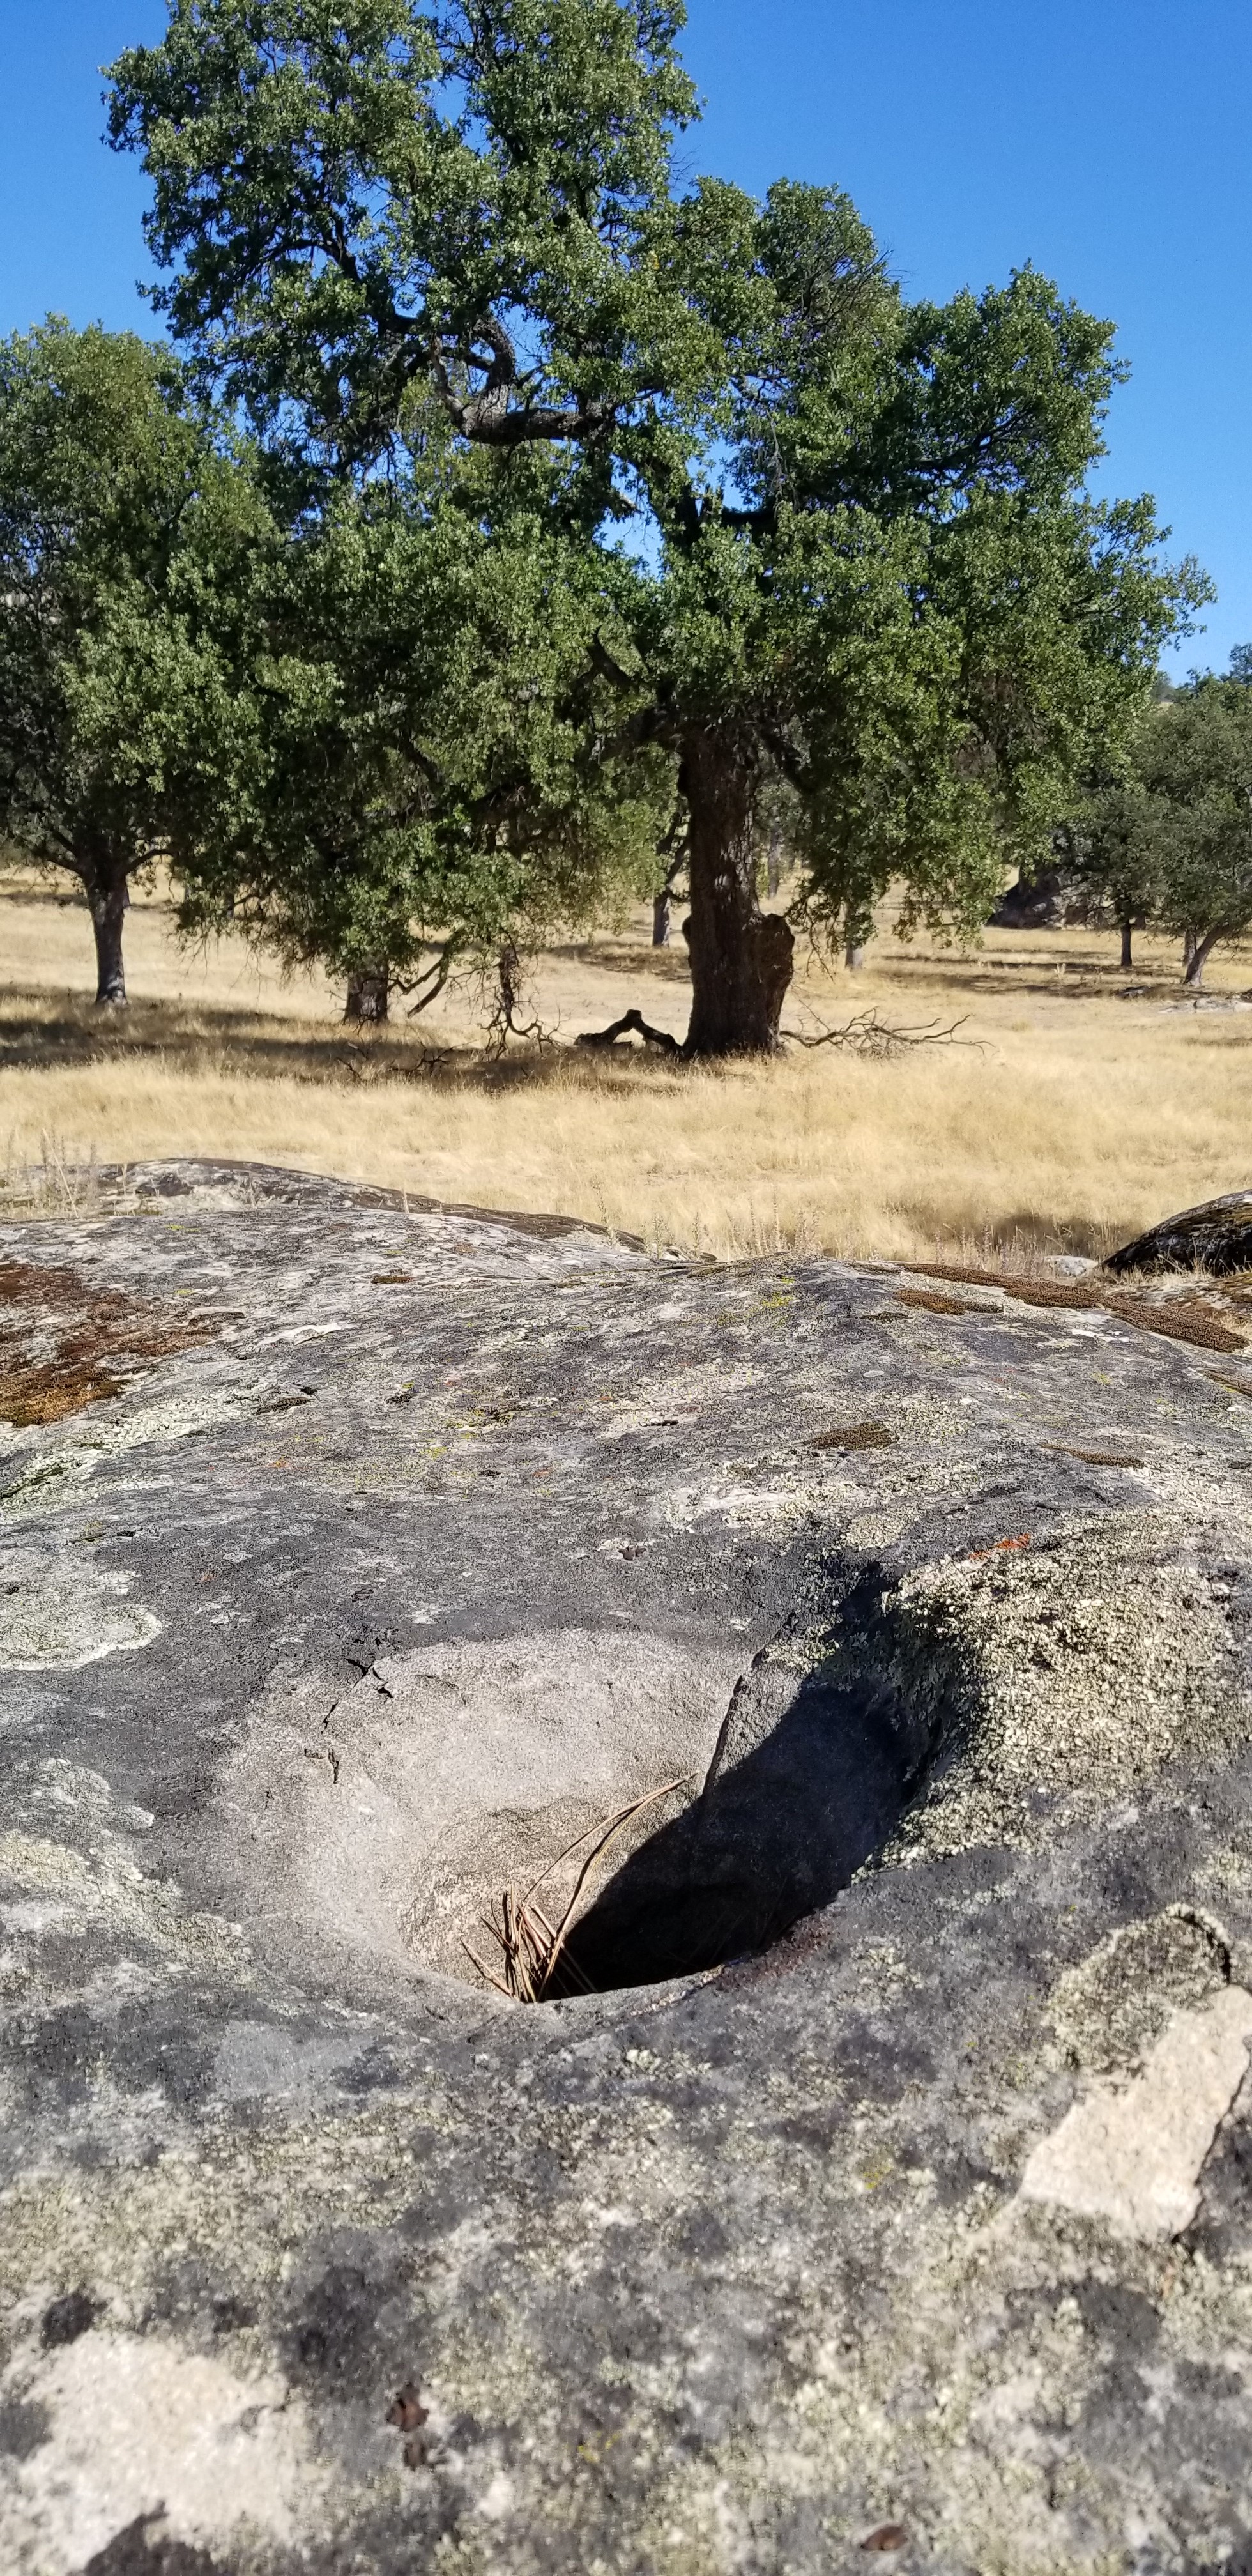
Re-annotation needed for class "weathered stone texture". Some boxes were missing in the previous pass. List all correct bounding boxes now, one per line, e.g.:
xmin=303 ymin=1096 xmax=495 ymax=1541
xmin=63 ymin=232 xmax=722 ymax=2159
xmin=4 ymin=1162 xmax=1252 ymax=2572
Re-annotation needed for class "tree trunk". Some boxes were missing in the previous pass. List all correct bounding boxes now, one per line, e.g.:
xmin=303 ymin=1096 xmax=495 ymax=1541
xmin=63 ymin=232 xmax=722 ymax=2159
xmin=652 ymin=891 xmax=671 ymax=947
xmin=345 ymin=965 xmax=390 ymax=1023
xmin=88 ymin=870 xmax=129 ymax=1007
xmin=1184 ymin=926 xmax=1223 ymax=988
xmin=681 ymin=729 xmax=794 ymax=1057
xmin=1120 ymin=917 xmax=1134 ymax=971
xmin=844 ymin=942 xmax=866 ymax=973
xmin=767 ymin=826 xmax=782 ymax=898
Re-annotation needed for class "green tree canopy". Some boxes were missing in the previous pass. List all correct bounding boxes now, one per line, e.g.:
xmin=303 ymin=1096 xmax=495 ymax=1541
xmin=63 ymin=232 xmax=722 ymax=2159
xmin=111 ymin=1 xmax=1208 ymax=1051
xmin=1144 ymin=675 xmax=1252 ymax=984
xmin=1060 ymin=773 xmax=1164 ymax=970
xmin=0 ymin=318 xmax=270 ymax=1003
xmin=176 ymin=459 xmax=674 ymax=1016
xmin=1072 ymin=662 xmax=1252 ymax=986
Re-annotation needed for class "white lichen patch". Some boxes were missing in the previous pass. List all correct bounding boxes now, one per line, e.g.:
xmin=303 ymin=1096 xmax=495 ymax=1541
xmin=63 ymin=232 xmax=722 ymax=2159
xmin=0 ymin=2331 xmax=325 ymax=2574
xmin=0 ymin=1765 xmax=254 ymax=1989
xmin=590 ymin=1360 xmax=761 ymax=1442
xmin=660 ymin=1386 xmax=981 ymax=1543
xmin=663 ymin=1477 xmax=817 ymax=1530
xmin=0 ymin=1562 xmax=160 ymax=1668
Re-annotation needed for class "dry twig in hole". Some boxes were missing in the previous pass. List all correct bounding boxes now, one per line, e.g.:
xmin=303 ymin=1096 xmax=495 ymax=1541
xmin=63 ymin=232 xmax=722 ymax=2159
xmin=461 ymin=1775 xmax=694 ymax=2002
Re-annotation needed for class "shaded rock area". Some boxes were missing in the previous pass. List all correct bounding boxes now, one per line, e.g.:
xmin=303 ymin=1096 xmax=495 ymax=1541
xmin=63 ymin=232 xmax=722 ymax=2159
xmin=989 ymin=867 xmax=1091 ymax=929
xmin=6 ymin=1162 xmax=1252 ymax=2568
xmin=1105 ymin=1186 xmax=1252 ymax=1280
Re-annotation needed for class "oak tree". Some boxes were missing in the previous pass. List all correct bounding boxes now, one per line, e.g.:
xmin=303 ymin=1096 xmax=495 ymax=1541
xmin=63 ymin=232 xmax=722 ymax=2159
xmin=0 ymin=319 xmax=268 ymax=1004
xmin=1141 ymin=672 xmax=1252 ymax=986
xmin=173 ymin=459 xmax=673 ymax=1020
xmin=111 ymin=1 xmax=1204 ymax=1050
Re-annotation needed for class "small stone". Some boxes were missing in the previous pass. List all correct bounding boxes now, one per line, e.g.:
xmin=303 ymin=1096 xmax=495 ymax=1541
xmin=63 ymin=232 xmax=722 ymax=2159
xmin=1019 ymin=1986 xmax=1252 ymax=2239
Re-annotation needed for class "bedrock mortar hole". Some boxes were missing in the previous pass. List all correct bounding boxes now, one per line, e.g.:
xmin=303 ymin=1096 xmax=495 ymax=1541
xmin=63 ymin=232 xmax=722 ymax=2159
xmin=450 ymin=1579 xmax=941 ymax=1999
xmin=240 ymin=1606 xmax=942 ymax=2001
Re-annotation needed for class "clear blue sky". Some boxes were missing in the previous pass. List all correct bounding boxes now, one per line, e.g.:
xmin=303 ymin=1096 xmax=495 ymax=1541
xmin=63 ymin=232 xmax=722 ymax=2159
xmin=3 ymin=1 xmax=1248 ymax=671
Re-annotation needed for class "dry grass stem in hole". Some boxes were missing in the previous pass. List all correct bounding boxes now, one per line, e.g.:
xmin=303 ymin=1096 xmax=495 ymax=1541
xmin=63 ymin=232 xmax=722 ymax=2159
xmin=461 ymin=1775 xmax=693 ymax=2002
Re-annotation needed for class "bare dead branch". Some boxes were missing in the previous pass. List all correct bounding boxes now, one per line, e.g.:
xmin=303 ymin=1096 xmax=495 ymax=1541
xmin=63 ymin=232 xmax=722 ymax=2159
xmin=484 ymin=941 xmax=554 ymax=1057
xmin=470 ymin=1774 xmax=695 ymax=2004
xmin=783 ymin=1009 xmax=978 ymax=1059
xmin=576 ymin=1008 xmax=682 ymax=1055
xmin=392 ymin=941 xmax=457 ymax=1015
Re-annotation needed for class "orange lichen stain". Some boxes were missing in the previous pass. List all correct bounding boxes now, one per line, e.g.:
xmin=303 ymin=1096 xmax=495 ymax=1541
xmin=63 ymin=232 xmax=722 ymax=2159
xmin=0 ymin=1259 xmax=217 ymax=1427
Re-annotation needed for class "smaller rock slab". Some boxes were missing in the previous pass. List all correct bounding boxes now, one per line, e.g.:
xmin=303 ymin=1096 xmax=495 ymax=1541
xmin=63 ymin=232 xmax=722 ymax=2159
xmin=1105 ymin=1186 xmax=1252 ymax=1277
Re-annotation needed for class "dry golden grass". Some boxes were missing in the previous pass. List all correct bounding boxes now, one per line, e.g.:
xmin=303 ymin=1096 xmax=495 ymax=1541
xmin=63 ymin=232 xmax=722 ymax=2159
xmin=3 ymin=864 xmax=1252 ymax=1262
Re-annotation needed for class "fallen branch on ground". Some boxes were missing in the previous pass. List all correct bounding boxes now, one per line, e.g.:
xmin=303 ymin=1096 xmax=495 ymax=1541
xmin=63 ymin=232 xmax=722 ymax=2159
xmin=342 ymin=1039 xmax=455 ymax=1083
xmin=784 ymin=1009 xmax=976 ymax=1057
xmin=903 ymin=1259 xmax=1250 ymax=1354
xmin=576 ymin=1008 xmax=683 ymax=1055
xmin=341 ymin=1041 xmax=385 ymax=1083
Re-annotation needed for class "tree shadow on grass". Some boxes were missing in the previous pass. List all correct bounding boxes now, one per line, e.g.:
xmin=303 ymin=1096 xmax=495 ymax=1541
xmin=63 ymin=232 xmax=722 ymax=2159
xmin=0 ymin=983 xmax=696 ymax=1097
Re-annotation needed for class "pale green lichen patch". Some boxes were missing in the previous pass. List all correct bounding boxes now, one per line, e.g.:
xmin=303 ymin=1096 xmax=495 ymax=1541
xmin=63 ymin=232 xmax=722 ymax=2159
xmin=0 ymin=1376 xmax=265 ymax=1519
xmin=0 ymin=1561 xmax=160 ymax=1667
xmin=880 ymin=1512 xmax=1249 ymax=1861
xmin=616 ymin=2143 xmax=1252 ymax=2575
xmin=0 ymin=1830 xmax=249 ymax=1979
xmin=1 ymin=1763 xmax=256 ymax=1990
xmin=1046 ymin=1906 xmax=1233 ymax=2076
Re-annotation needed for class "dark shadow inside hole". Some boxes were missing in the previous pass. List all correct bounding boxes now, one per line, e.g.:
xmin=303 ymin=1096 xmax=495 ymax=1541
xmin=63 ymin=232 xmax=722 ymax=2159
xmin=559 ymin=1654 xmax=931 ymax=1993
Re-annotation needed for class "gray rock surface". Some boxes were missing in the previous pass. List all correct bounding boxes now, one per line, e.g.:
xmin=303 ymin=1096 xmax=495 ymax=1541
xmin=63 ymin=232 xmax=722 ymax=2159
xmin=4 ymin=1161 xmax=1252 ymax=2571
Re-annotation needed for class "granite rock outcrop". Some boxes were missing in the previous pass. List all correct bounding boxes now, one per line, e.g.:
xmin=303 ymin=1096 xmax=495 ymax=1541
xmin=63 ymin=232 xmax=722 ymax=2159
xmin=4 ymin=1162 xmax=1252 ymax=2572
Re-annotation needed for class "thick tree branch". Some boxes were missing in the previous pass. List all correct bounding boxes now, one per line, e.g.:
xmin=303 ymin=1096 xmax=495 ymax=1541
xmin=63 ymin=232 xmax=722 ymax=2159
xmin=758 ymin=718 xmax=811 ymax=796
xmin=576 ymin=1006 xmax=682 ymax=1054
xmin=719 ymin=502 xmax=777 ymax=538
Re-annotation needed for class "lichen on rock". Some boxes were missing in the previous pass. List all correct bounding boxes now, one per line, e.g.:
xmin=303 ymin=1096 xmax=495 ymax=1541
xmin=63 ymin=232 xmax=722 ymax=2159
xmin=878 ymin=1512 xmax=1246 ymax=1861
xmin=3 ymin=1161 xmax=1252 ymax=2568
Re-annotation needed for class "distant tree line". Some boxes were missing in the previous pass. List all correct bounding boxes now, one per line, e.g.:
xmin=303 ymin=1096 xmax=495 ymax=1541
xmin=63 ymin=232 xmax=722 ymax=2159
xmin=0 ymin=1 xmax=1215 ymax=1046
xmin=1062 ymin=655 xmax=1252 ymax=983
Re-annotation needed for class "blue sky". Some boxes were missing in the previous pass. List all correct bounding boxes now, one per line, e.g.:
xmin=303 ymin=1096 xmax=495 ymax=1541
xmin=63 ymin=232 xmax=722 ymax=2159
xmin=3 ymin=1 xmax=1248 ymax=671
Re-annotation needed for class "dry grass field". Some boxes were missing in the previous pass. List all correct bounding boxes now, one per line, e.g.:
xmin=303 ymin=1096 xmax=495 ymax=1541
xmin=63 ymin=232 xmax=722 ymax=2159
xmin=3 ymin=864 xmax=1251 ymax=1262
